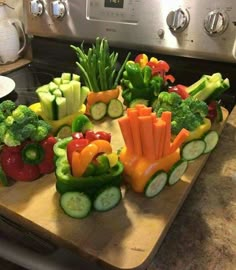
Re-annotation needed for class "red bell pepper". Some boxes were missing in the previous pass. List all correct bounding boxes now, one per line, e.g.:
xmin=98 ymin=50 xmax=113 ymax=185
xmin=66 ymin=138 xmax=89 ymax=166
xmin=168 ymin=84 xmax=189 ymax=99
xmin=0 ymin=136 xmax=57 ymax=182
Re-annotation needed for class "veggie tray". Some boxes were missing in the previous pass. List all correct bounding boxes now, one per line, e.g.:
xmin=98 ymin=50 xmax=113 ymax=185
xmin=0 ymin=107 xmax=228 ymax=270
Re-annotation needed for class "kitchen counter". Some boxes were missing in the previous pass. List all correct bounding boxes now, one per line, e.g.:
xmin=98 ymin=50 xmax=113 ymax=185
xmin=147 ymin=106 xmax=236 ymax=270
xmin=0 ymin=59 xmax=31 ymax=75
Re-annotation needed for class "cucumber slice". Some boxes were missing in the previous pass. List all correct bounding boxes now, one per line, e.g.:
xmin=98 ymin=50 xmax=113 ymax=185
xmin=60 ymin=192 xmax=92 ymax=218
xmin=168 ymin=160 xmax=188 ymax=186
xmin=90 ymin=102 xmax=107 ymax=120
xmin=60 ymin=84 xmax=74 ymax=115
xmin=181 ymin=139 xmax=206 ymax=161
xmin=53 ymin=77 xmax=62 ymax=85
xmin=61 ymin=72 xmax=71 ymax=81
xmin=80 ymin=86 xmax=90 ymax=108
xmin=56 ymin=125 xmax=72 ymax=139
xmin=72 ymin=74 xmax=80 ymax=82
xmin=37 ymin=92 xmax=56 ymax=120
xmin=93 ymin=186 xmax=122 ymax=212
xmin=187 ymin=76 xmax=207 ymax=96
xmin=130 ymin=98 xmax=149 ymax=108
xmin=202 ymin=130 xmax=219 ymax=154
xmin=49 ymin=81 xmax=58 ymax=92
xmin=36 ymin=84 xmax=50 ymax=93
xmin=55 ymin=97 xmax=67 ymax=120
xmin=144 ymin=170 xmax=168 ymax=198
xmin=107 ymin=99 xmax=123 ymax=118
xmin=70 ymin=80 xmax=81 ymax=112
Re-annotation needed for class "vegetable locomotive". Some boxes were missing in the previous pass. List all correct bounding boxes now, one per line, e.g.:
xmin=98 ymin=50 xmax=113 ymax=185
xmin=54 ymin=115 xmax=124 ymax=218
xmin=118 ymin=104 xmax=190 ymax=197
xmin=71 ymin=37 xmax=130 ymax=120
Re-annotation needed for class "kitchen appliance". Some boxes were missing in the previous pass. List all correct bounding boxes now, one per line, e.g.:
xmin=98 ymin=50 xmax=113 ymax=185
xmin=0 ymin=2 xmax=26 ymax=64
xmin=0 ymin=0 xmax=236 ymax=269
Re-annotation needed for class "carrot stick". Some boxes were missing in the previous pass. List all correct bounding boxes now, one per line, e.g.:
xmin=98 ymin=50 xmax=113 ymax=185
xmin=127 ymin=109 xmax=142 ymax=156
xmin=139 ymin=115 xmax=155 ymax=161
xmin=169 ymin=128 xmax=190 ymax=153
xmin=161 ymin=111 xmax=172 ymax=157
xmin=135 ymin=104 xmax=146 ymax=115
xmin=151 ymin=112 xmax=157 ymax=123
xmin=138 ymin=107 xmax=152 ymax=116
xmin=153 ymin=119 xmax=166 ymax=160
xmin=118 ymin=116 xmax=134 ymax=154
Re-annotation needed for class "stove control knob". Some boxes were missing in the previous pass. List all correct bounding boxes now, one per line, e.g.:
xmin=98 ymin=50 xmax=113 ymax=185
xmin=52 ymin=0 xmax=66 ymax=19
xmin=30 ymin=0 xmax=44 ymax=16
xmin=204 ymin=10 xmax=229 ymax=36
xmin=166 ymin=8 xmax=190 ymax=33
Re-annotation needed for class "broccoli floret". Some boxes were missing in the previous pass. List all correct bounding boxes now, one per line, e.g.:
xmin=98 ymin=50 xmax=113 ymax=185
xmin=0 ymin=110 xmax=5 ymax=122
xmin=31 ymin=120 xmax=51 ymax=141
xmin=0 ymin=122 xmax=7 ymax=143
xmin=183 ymin=97 xmax=208 ymax=118
xmin=12 ymin=105 xmax=38 ymax=124
xmin=3 ymin=130 xmax=21 ymax=147
xmin=154 ymin=92 xmax=182 ymax=117
xmin=0 ymin=100 xmax=16 ymax=117
xmin=154 ymin=92 xmax=209 ymax=135
xmin=4 ymin=115 xmax=14 ymax=127
xmin=11 ymin=123 xmax=37 ymax=142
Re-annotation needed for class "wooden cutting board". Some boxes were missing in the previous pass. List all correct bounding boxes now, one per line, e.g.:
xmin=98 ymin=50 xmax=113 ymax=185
xmin=0 ymin=108 xmax=229 ymax=270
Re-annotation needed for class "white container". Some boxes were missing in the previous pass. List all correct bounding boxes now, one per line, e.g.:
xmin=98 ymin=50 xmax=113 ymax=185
xmin=0 ymin=2 xmax=26 ymax=64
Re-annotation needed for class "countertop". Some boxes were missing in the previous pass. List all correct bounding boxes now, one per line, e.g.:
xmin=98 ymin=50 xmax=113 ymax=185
xmin=147 ymin=106 xmax=236 ymax=270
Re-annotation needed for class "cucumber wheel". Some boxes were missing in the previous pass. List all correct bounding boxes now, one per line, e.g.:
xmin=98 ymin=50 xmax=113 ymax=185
xmin=56 ymin=125 xmax=72 ymax=139
xmin=107 ymin=99 xmax=124 ymax=118
xmin=181 ymin=139 xmax=206 ymax=161
xmin=202 ymin=130 xmax=219 ymax=154
xmin=90 ymin=102 xmax=107 ymax=120
xmin=168 ymin=160 xmax=188 ymax=186
xmin=93 ymin=186 xmax=122 ymax=212
xmin=144 ymin=170 xmax=168 ymax=198
xmin=60 ymin=191 xmax=92 ymax=219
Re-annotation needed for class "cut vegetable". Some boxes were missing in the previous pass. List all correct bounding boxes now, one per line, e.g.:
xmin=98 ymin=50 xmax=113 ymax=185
xmin=60 ymin=192 xmax=92 ymax=218
xmin=129 ymin=98 xmax=149 ymax=108
xmin=181 ymin=139 xmax=206 ymax=161
xmin=53 ymin=136 xmax=72 ymax=157
xmin=144 ymin=170 xmax=167 ymax=198
xmin=56 ymin=125 xmax=72 ymax=139
xmin=107 ymin=99 xmax=124 ymax=118
xmin=93 ymin=186 xmax=122 ymax=211
xmin=90 ymin=102 xmax=107 ymax=120
xmin=72 ymin=114 xmax=93 ymax=133
xmin=21 ymin=143 xmax=45 ymax=165
xmin=202 ymin=130 xmax=219 ymax=154
xmin=168 ymin=159 xmax=188 ymax=185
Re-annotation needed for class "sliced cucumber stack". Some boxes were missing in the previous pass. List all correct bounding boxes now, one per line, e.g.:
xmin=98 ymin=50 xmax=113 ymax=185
xmin=144 ymin=170 xmax=168 ymax=198
xmin=168 ymin=160 xmax=188 ymax=185
xmin=202 ymin=130 xmax=219 ymax=154
xmin=36 ymin=73 xmax=88 ymax=121
xmin=181 ymin=139 xmax=206 ymax=161
xmin=60 ymin=191 xmax=92 ymax=219
xmin=93 ymin=186 xmax=122 ymax=212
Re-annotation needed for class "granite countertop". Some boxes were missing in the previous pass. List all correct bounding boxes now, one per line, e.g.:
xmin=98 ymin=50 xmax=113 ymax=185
xmin=148 ymin=106 xmax=236 ymax=270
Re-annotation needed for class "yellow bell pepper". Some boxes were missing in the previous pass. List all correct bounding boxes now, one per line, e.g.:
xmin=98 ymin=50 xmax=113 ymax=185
xmin=29 ymin=102 xmax=86 ymax=134
xmin=185 ymin=118 xmax=211 ymax=142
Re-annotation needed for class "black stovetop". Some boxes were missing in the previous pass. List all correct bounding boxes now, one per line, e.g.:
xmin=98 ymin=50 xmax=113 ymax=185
xmin=1 ymin=36 xmax=236 ymax=112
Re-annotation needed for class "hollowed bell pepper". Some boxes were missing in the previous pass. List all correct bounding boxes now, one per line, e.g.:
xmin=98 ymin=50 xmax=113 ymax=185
xmin=29 ymin=102 xmax=86 ymax=134
xmin=0 ymin=136 xmax=57 ymax=182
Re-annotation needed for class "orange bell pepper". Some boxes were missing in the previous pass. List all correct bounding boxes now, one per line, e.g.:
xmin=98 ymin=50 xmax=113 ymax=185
xmin=71 ymin=140 xmax=112 ymax=177
xmin=120 ymin=147 xmax=180 ymax=193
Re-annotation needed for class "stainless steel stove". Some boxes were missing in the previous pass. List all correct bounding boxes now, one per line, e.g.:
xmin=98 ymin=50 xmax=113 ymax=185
xmin=0 ymin=0 xmax=236 ymax=269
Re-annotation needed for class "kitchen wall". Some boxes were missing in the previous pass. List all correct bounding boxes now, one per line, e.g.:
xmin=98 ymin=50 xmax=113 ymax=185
xmin=5 ymin=0 xmax=23 ymax=21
